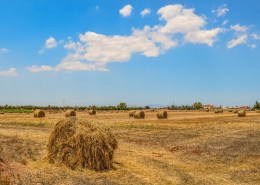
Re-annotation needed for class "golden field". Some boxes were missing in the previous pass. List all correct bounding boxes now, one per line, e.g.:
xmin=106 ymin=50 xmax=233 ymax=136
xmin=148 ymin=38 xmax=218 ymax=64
xmin=0 ymin=110 xmax=260 ymax=185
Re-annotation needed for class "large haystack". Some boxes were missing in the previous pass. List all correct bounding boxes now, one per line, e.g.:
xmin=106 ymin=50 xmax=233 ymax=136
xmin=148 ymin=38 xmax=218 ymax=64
xmin=129 ymin=110 xmax=136 ymax=117
xmin=47 ymin=118 xmax=118 ymax=171
xmin=238 ymin=110 xmax=246 ymax=117
xmin=134 ymin=111 xmax=145 ymax=119
xmin=65 ymin=110 xmax=76 ymax=117
xmin=157 ymin=111 xmax=167 ymax=119
xmin=88 ymin=109 xmax=96 ymax=115
xmin=34 ymin=110 xmax=45 ymax=118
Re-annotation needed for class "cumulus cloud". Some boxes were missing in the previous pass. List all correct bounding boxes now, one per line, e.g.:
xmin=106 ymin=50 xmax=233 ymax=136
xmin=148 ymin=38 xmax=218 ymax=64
xmin=39 ymin=36 xmax=58 ymax=54
xmin=140 ymin=8 xmax=151 ymax=17
xmin=213 ymin=4 xmax=229 ymax=17
xmin=157 ymin=4 xmax=206 ymax=34
xmin=119 ymin=5 xmax=133 ymax=17
xmin=45 ymin=37 xmax=57 ymax=49
xmin=230 ymin=24 xmax=248 ymax=32
xmin=252 ymin=33 xmax=260 ymax=40
xmin=0 ymin=48 xmax=10 ymax=54
xmin=184 ymin=28 xmax=223 ymax=46
xmin=29 ymin=4 xmax=223 ymax=72
xmin=0 ymin=68 xmax=17 ymax=77
xmin=227 ymin=35 xmax=248 ymax=48
xmin=27 ymin=65 xmax=54 ymax=73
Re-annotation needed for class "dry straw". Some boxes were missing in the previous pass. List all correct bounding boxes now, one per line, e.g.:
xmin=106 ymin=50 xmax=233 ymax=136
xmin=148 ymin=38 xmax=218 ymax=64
xmin=65 ymin=110 xmax=76 ymax=117
xmin=233 ymin=110 xmax=238 ymax=113
xmin=157 ymin=111 xmax=168 ymax=119
xmin=128 ymin=110 xmax=136 ymax=117
xmin=238 ymin=110 xmax=246 ymax=117
xmin=34 ymin=109 xmax=45 ymax=118
xmin=134 ymin=111 xmax=145 ymax=119
xmin=47 ymin=118 xmax=118 ymax=171
xmin=215 ymin=109 xmax=223 ymax=113
xmin=89 ymin=109 xmax=96 ymax=115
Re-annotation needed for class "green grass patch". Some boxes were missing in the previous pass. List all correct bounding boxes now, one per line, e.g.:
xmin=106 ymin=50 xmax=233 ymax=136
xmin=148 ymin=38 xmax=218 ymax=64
xmin=0 ymin=109 xmax=33 ymax=114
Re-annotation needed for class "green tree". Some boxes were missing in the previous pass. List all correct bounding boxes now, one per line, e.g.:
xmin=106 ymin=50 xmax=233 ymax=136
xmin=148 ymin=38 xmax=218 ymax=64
xmin=117 ymin=102 xmax=127 ymax=110
xmin=254 ymin=101 xmax=260 ymax=109
xmin=193 ymin=102 xmax=203 ymax=109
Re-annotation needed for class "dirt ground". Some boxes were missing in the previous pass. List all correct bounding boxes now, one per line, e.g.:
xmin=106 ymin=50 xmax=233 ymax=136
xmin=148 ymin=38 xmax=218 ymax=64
xmin=0 ymin=110 xmax=260 ymax=185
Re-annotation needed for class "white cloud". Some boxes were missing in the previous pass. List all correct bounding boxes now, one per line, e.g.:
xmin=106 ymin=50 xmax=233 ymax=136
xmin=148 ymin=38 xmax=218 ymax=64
xmin=222 ymin=20 xmax=228 ymax=26
xmin=140 ymin=8 xmax=151 ymax=17
xmin=0 ymin=68 xmax=17 ymax=77
xmin=184 ymin=28 xmax=223 ymax=46
xmin=252 ymin=33 xmax=260 ymax=40
xmin=39 ymin=36 xmax=58 ymax=54
xmin=249 ymin=44 xmax=257 ymax=48
xmin=45 ymin=37 xmax=57 ymax=49
xmin=30 ymin=4 xmax=223 ymax=72
xmin=230 ymin=24 xmax=248 ymax=32
xmin=119 ymin=5 xmax=133 ymax=17
xmin=157 ymin=4 xmax=206 ymax=34
xmin=27 ymin=65 xmax=53 ymax=73
xmin=0 ymin=48 xmax=10 ymax=54
xmin=227 ymin=35 xmax=248 ymax=48
xmin=213 ymin=4 xmax=229 ymax=17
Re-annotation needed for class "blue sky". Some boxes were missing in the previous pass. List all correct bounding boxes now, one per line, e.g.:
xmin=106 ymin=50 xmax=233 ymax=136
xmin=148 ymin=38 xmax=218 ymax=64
xmin=0 ymin=0 xmax=260 ymax=107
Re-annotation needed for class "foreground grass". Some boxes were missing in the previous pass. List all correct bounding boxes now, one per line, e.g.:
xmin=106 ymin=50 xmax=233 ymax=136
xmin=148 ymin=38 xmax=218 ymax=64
xmin=0 ymin=112 xmax=260 ymax=184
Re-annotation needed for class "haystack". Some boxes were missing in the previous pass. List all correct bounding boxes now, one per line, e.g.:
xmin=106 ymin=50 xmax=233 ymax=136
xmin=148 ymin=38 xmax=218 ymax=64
xmin=65 ymin=110 xmax=76 ymax=117
xmin=89 ymin=109 xmax=96 ymax=115
xmin=34 ymin=110 xmax=45 ymax=118
xmin=233 ymin=110 xmax=238 ymax=113
xmin=157 ymin=111 xmax=167 ymax=119
xmin=47 ymin=118 xmax=118 ymax=171
xmin=238 ymin=110 xmax=246 ymax=117
xmin=129 ymin=110 xmax=136 ymax=117
xmin=134 ymin=111 xmax=145 ymax=119
xmin=215 ymin=109 xmax=223 ymax=114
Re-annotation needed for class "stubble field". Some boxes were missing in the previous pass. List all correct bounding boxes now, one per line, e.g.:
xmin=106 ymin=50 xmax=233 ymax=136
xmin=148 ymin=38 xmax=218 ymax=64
xmin=0 ymin=110 xmax=260 ymax=185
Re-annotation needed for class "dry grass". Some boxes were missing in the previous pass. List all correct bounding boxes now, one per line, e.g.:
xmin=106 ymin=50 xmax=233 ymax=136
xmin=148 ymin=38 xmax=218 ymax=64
xmin=0 ymin=111 xmax=260 ymax=184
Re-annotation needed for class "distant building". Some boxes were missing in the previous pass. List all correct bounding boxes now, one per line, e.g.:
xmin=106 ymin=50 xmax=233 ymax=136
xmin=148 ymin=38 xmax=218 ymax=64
xmin=239 ymin=106 xmax=250 ymax=109
xmin=204 ymin=104 xmax=214 ymax=109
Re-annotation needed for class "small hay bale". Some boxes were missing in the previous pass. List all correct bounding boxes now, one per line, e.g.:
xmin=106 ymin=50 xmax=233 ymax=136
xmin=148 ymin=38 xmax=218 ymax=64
xmin=157 ymin=111 xmax=168 ymax=119
xmin=214 ymin=110 xmax=219 ymax=114
xmin=205 ymin=109 xmax=210 ymax=112
xmin=228 ymin=109 xmax=233 ymax=112
xmin=233 ymin=110 xmax=238 ymax=113
xmin=129 ymin=110 xmax=136 ymax=117
xmin=47 ymin=118 xmax=118 ymax=171
xmin=219 ymin=109 xmax=223 ymax=113
xmin=65 ymin=110 xmax=76 ymax=117
xmin=34 ymin=110 xmax=45 ymax=118
xmin=256 ymin=110 xmax=260 ymax=113
xmin=238 ymin=110 xmax=246 ymax=117
xmin=88 ymin=109 xmax=96 ymax=115
xmin=134 ymin=111 xmax=145 ymax=119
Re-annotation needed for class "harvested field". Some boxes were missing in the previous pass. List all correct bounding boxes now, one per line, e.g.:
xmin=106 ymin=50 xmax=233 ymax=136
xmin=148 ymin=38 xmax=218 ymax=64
xmin=0 ymin=110 xmax=260 ymax=184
